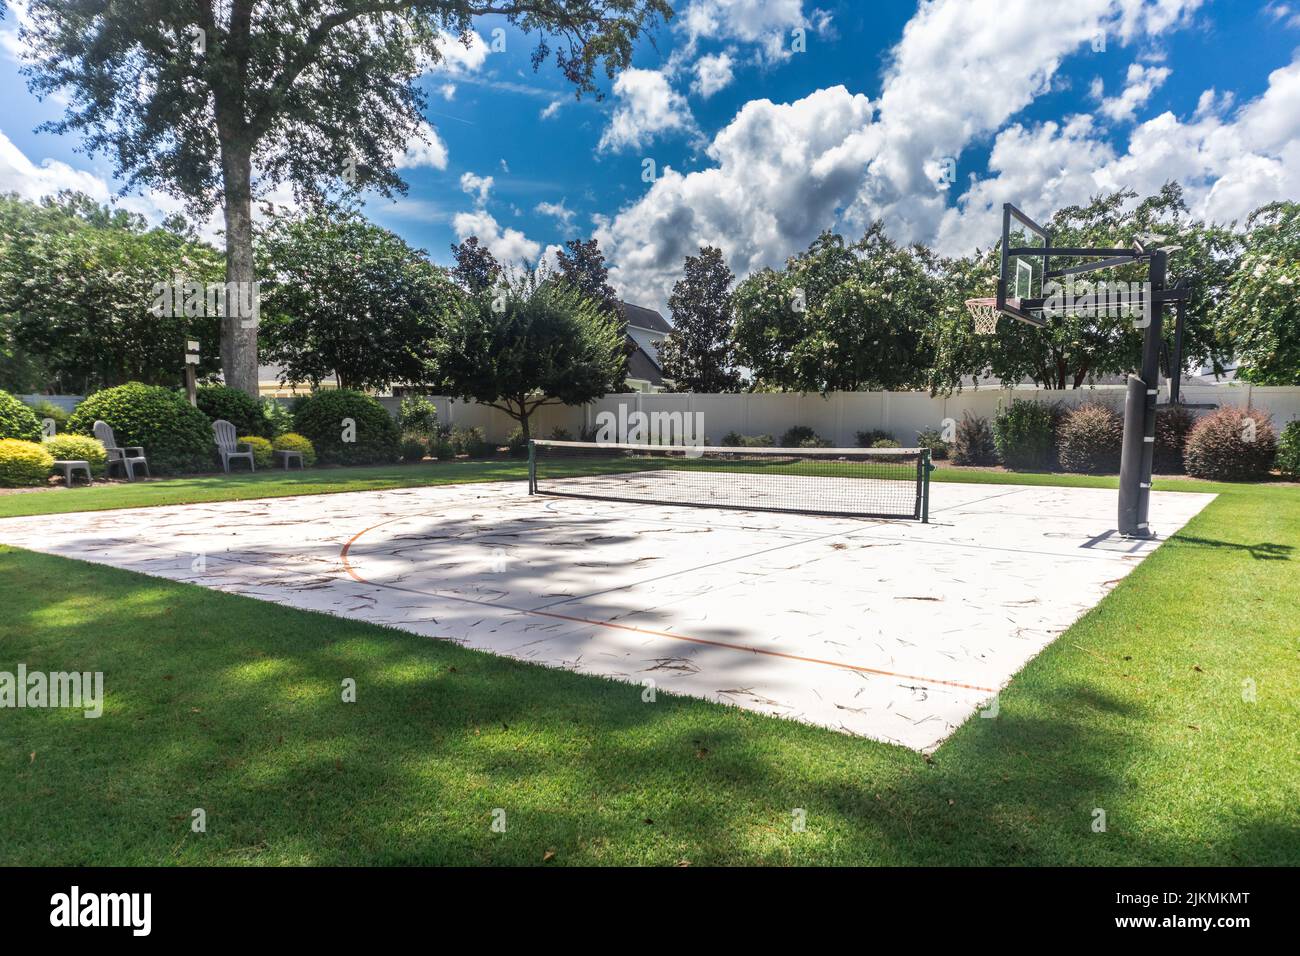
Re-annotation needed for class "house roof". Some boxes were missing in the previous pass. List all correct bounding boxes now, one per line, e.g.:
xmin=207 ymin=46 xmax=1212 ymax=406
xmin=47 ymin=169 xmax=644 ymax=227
xmin=618 ymin=301 xmax=671 ymax=334
xmin=627 ymin=344 xmax=665 ymax=385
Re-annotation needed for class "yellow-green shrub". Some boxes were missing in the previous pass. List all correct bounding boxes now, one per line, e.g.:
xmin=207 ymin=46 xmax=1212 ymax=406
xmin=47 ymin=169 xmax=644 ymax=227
xmin=42 ymin=434 xmax=108 ymax=476
xmin=273 ymin=432 xmax=316 ymax=467
xmin=0 ymin=439 xmax=54 ymax=487
xmin=238 ymin=435 xmax=274 ymax=469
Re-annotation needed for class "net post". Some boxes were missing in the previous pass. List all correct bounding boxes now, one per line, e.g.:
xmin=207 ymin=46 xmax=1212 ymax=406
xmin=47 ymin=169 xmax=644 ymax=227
xmin=527 ymin=439 xmax=536 ymax=495
xmin=920 ymin=448 xmax=931 ymax=523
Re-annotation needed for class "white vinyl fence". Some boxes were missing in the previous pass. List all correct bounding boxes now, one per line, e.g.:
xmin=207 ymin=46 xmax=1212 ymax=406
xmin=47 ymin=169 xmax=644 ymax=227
xmin=24 ymin=385 xmax=1300 ymax=447
xmin=422 ymin=384 xmax=1300 ymax=446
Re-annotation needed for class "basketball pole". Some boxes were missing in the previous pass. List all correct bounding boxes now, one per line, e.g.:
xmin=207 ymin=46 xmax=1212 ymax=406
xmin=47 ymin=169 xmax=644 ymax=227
xmin=1118 ymin=250 xmax=1166 ymax=538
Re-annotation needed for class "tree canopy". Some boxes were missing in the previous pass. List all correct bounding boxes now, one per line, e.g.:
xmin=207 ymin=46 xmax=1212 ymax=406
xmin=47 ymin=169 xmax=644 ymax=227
xmin=658 ymin=245 xmax=741 ymax=392
xmin=0 ymin=191 xmax=224 ymax=393
xmin=1217 ymin=201 xmax=1300 ymax=386
xmin=438 ymin=269 xmax=625 ymax=439
xmin=21 ymin=0 xmax=673 ymax=396
xmin=257 ymin=207 xmax=460 ymax=391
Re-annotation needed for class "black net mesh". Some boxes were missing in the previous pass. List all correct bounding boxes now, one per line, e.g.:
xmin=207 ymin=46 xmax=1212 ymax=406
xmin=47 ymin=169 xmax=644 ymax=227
xmin=530 ymin=441 xmax=927 ymax=520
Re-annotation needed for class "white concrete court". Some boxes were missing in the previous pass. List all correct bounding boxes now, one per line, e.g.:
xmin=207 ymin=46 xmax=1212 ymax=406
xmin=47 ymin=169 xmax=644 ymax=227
xmin=0 ymin=478 xmax=1215 ymax=751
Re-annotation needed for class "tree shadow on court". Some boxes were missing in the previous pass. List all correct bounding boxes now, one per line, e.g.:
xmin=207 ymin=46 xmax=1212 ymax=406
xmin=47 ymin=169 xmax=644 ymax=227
xmin=3 ymin=532 xmax=1296 ymax=867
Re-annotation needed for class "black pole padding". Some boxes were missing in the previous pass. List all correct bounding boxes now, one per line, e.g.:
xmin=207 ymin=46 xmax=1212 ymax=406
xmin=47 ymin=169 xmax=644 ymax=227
xmin=1170 ymin=299 xmax=1186 ymax=405
xmin=1119 ymin=251 xmax=1167 ymax=537
xmin=1118 ymin=375 xmax=1148 ymax=535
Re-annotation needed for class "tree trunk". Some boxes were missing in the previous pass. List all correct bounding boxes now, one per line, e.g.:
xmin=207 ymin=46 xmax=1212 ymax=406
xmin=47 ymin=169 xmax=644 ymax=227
xmin=219 ymin=139 xmax=259 ymax=398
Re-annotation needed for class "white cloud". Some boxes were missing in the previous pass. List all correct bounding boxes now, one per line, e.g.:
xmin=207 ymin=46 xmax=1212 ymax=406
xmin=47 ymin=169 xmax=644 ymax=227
xmin=691 ymin=52 xmax=736 ymax=98
xmin=0 ymin=129 xmax=114 ymax=202
xmin=459 ymin=171 xmax=494 ymax=205
xmin=596 ymin=0 xmax=1212 ymax=310
xmin=1099 ymin=63 xmax=1171 ymax=122
xmin=393 ymin=120 xmax=449 ymax=170
xmin=429 ymin=30 xmax=490 ymax=74
xmin=451 ymin=208 xmax=541 ymax=267
xmin=598 ymin=68 xmax=696 ymax=153
xmin=535 ymin=199 xmax=575 ymax=229
xmin=439 ymin=83 xmax=457 ymax=101
xmin=540 ymin=99 xmax=564 ymax=120
xmin=679 ymin=0 xmax=817 ymax=64
xmin=1265 ymin=2 xmax=1300 ymax=28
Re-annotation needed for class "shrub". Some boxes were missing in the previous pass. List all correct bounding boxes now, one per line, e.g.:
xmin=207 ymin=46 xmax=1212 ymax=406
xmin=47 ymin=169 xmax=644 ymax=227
xmin=1153 ymin=405 xmax=1196 ymax=473
xmin=855 ymin=429 xmax=895 ymax=448
xmin=1056 ymin=403 xmax=1123 ymax=474
xmin=0 ymin=390 xmax=42 ymax=442
xmin=291 ymin=389 xmax=400 ymax=465
xmin=238 ymin=435 xmax=274 ymax=469
xmin=67 ymin=382 xmax=213 ymax=474
xmin=915 ymin=427 xmax=949 ymax=460
xmin=549 ymin=426 xmax=574 ymax=441
xmin=505 ymin=427 xmax=529 ymax=458
xmin=194 ymin=385 xmax=268 ymax=438
xmin=0 ymin=439 xmax=54 ymax=487
xmin=722 ymin=432 xmax=775 ymax=447
xmin=272 ymin=432 xmax=316 ymax=467
xmin=260 ymin=398 xmax=294 ymax=438
xmin=1277 ymin=421 xmax=1300 ymax=479
xmin=780 ymin=425 xmax=823 ymax=447
xmin=42 ymin=434 xmax=108 ymax=476
xmin=398 ymin=395 xmax=439 ymax=438
xmin=993 ymin=399 xmax=1060 ymax=470
xmin=871 ymin=438 xmax=901 ymax=449
xmin=950 ymin=413 xmax=997 ymax=465
xmin=450 ymin=425 xmax=491 ymax=458
xmin=26 ymin=399 xmax=69 ymax=432
xmin=432 ymin=435 xmax=456 ymax=460
xmin=1184 ymin=407 xmax=1277 ymax=480
xmin=400 ymin=436 xmax=428 ymax=463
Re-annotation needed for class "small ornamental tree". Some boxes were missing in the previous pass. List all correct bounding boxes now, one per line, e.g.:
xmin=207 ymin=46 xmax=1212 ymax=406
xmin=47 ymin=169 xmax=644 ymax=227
xmin=438 ymin=271 xmax=625 ymax=442
xmin=449 ymin=236 xmax=502 ymax=295
xmin=658 ymin=245 xmax=741 ymax=392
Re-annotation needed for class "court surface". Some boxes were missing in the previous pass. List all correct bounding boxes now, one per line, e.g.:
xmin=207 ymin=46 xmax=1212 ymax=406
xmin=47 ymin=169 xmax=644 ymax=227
xmin=0 ymin=479 xmax=1215 ymax=751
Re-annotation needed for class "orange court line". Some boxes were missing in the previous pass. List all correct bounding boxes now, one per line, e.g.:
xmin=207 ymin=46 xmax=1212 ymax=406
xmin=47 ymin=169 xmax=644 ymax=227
xmin=339 ymin=516 xmax=999 ymax=695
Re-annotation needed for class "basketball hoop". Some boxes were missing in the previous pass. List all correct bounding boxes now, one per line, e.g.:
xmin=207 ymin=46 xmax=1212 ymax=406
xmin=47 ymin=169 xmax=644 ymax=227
xmin=964 ymin=297 xmax=1001 ymax=335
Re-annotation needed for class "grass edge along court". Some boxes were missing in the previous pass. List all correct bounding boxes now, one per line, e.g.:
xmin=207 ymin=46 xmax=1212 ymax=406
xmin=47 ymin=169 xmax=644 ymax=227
xmin=0 ymin=468 xmax=1296 ymax=865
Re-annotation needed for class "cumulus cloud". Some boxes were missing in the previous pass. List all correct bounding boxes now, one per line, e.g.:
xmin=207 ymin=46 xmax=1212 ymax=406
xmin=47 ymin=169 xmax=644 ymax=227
xmin=535 ymin=199 xmax=575 ymax=229
xmin=691 ymin=52 xmax=736 ymax=98
xmin=459 ymin=171 xmax=494 ymax=205
xmin=392 ymin=120 xmax=449 ymax=170
xmin=596 ymin=0 xmax=1213 ymax=310
xmin=598 ymin=69 xmax=696 ymax=153
xmin=429 ymin=29 xmax=490 ymax=75
xmin=1098 ymin=63 xmax=1172 ymax=122
xmin=679 ymin=0 xmax=821 ymax=64
xmin=451 ymin=208 xmax=541 ymax=267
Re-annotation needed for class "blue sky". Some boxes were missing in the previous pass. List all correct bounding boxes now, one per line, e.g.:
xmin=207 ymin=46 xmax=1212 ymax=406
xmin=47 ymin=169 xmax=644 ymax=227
xmin=1 ymin=1 xmax=1298 ymax=315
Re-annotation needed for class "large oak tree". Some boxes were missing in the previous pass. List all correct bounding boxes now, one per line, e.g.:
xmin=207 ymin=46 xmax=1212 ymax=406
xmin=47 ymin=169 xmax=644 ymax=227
xmin=21 ymin=0 xmax=672 ymax=396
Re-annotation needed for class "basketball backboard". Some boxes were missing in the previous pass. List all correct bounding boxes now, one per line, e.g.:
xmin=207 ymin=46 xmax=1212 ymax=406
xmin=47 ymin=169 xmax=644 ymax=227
xmin=997 ymin=203 xmax=1051 ymax=327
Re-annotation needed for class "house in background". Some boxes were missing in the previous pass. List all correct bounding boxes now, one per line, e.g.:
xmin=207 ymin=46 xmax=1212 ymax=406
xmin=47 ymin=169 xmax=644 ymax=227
xmin=255 ymin=300 xmax=674 ymax=398
xmin=620 ymin=302 xmax=671 ymax=393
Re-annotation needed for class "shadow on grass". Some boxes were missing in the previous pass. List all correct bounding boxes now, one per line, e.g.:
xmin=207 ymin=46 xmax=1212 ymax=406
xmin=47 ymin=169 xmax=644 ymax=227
xmin=2 ymin=531 xmax=1297 ymax=867
xmin=1170 ymin=535 xmax=1293 ymax=561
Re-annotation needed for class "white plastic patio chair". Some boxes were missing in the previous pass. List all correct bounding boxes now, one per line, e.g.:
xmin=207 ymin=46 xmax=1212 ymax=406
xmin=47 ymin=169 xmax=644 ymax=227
xmin=92 ymin=420 xmax=150 ymax=481
xmin=212 ymin=419 xmax=255 ymax=473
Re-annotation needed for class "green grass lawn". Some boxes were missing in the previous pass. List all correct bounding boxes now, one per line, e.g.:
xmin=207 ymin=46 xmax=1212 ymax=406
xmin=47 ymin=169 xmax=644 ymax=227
xmin=0 ymin=468 xmax=1296 ymax=865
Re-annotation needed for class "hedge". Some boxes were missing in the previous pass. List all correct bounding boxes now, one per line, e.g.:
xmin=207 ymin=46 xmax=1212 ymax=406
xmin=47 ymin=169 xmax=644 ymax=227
xmin=1184 ymin=407 xmax=1277 ymax=480
xmin=67 ymin=383 xmax=213 ymax=474
xmin=950 ymin=413 xmax=996 ymax=465
xmin=194 ymin=385 xmax=269 ymax=438
xmin=42 ymin=434 xmax=108 ymax=477
xmin=0 ymin=439 xmax=54 ymax=487
xmin=1056 ymin=403 xmax=1123 ymax=474
xmin=993 ymin=399 xmax=1060 ymax=470
xmin=291 ymin=390 xmax=399 ymax=465
xmin=1277 ymin=421 xmax=1300 ymax=479
xmin=0 ymin=390 xmax=42 ymax=442
xmin=272 ymin=432 xmax=317 ymax=467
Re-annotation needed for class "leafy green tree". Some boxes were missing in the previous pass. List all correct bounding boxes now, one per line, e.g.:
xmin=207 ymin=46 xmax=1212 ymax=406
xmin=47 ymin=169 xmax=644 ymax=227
xmin=926 ymin=185 xmax=1241 ymax=392
xmin=1217 ymin=201 xmax=1300 ymax=385
xmin=732 ymin=226 xmax=940 ymax=392
xmin=0 ymin=192 xmax=224 ymax=393
xmin=21 ymin=0 xmax=673 ymax=397
xmin=258 ymin=208 xmax=460 ymax=391
xmin=658 ymin=245 xmax=740 ymax=392
xmin=438 ymin=271 xmax=625 ymax=440
xmin=556 ymin=238 xmax=620 ymax=316
xmin=449 ymin=236 xmax=502 ymax=294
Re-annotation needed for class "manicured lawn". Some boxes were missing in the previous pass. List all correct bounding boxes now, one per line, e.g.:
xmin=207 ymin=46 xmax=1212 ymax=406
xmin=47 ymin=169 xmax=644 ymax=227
xmin=1 ymin=469 xmax=1296 ymax=865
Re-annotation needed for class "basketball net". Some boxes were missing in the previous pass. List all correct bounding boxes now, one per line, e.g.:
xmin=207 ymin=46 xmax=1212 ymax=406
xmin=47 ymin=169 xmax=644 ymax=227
xmin=964 ymin=297 xmax=1001 ymax=336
